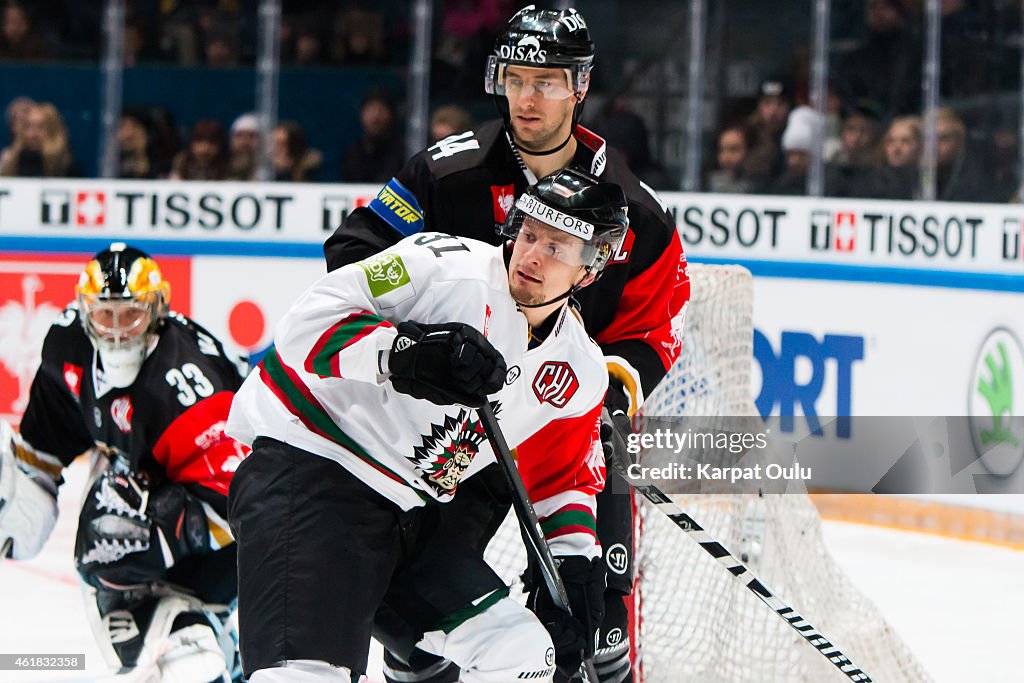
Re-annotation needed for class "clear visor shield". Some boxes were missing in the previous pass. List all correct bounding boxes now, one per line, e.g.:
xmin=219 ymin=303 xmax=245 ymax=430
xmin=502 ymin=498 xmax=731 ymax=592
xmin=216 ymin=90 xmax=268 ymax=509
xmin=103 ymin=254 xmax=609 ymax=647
xmin=502 ymin=210 xmax=609 ymax=270
xmin=485 ymin=59 xmax=588 ymax=101
xmin=79 ymin=297 xmax=153 ymax=351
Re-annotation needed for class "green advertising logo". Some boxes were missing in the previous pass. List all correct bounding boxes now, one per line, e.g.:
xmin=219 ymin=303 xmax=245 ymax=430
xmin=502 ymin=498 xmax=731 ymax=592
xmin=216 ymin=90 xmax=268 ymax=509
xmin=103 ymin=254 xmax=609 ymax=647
xmin=359 ymin=253 xmax=410 ymax=297
xmin=969 ymin=328 xmax=1024 ymax=477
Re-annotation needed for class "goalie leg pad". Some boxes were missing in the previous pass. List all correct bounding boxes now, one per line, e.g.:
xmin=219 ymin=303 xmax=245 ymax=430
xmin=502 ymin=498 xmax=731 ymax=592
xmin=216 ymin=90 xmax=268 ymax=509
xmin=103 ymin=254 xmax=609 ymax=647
xmin=0 ymin=422 xmax=58 ymax=560
xmin=594 ymin=591 xmax=632 ymax=683
xmin=90 ymin=592 xmax=232 ymax=682
xmin=416 ymin=597 xmax=555 ymax=683
xmin=248 ymin=660 xmax=355 ymax=682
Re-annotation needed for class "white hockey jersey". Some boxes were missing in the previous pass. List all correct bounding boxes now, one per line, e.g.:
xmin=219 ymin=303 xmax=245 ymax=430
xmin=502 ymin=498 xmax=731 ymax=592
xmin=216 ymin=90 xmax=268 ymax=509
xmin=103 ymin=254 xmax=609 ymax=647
xmin=227 ymin=233 xmax=608 ymax=558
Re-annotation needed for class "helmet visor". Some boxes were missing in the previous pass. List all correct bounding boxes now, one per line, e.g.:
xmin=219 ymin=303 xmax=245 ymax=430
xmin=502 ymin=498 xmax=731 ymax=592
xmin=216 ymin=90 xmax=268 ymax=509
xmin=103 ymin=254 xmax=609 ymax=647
xmin=487 ymin=61 xmax=575 ymax=101
xmin=80 ymin=298 xmax=152 ymax=349
xmin=487 ymin=58 xmax=589 ymax=101
xmin=502 ymin=200 xmax=611 ymax=270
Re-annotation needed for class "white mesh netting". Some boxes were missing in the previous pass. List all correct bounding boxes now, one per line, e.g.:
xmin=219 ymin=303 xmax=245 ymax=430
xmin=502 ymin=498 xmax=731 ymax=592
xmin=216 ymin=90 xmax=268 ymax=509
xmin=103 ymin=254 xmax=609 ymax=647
xmin=485 ymin=263 xmax=932 ymax=682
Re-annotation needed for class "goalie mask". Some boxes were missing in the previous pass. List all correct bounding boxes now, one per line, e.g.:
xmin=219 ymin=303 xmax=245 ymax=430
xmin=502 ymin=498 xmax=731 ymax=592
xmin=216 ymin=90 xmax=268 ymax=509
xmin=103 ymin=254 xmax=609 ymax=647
xmin=501 ymin=168 xmax=628 ymax=307
xmin=76 ymin=243 xmax=170 ymax=387
xmin=485 ymin=5 xmax=594 ymax=153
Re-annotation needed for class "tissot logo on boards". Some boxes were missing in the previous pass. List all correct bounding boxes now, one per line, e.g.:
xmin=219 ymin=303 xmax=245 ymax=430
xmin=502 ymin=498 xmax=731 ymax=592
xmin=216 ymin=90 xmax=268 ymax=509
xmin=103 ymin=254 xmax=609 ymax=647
xmin=322 ymin=194 xmax=373 ymax=232
xmin=41 ymin=189 xmax=107 ymax=226
xmin=1001 ymin=218 xmax=1024 ymax=262
xmin=674 ymin=204 xmax=785 ymax=250
xmin=41 ymin=188 xmax=295 ymax=231
xmin=810 ymin=209 xmax=982 ymax=259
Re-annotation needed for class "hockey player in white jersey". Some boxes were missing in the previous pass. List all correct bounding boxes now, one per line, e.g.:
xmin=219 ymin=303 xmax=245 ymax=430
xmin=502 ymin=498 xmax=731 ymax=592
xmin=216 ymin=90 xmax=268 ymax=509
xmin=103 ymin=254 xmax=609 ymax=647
xmin=226 ymin=168 xmax=628 ymax=682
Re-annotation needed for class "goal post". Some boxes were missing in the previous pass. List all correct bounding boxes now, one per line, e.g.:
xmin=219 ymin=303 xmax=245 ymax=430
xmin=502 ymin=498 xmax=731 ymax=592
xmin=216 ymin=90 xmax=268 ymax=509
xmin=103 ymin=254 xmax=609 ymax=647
xmin=633 ymin=263 xmax=930 ymax=682
xmin=485 ymin=263 xmax=932 ymax=682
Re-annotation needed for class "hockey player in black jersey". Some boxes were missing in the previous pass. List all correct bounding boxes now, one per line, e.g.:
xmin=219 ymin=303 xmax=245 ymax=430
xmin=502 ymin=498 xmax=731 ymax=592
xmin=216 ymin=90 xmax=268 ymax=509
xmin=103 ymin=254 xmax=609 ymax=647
xmin=0 ymin=243 xmax=248 ymax=682
xmin=324 ymin=6 xmax=690 ymax=683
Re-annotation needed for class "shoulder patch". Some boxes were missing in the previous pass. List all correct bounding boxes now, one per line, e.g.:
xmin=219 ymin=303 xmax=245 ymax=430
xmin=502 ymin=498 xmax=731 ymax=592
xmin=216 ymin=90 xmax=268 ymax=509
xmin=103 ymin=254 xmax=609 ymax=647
xmin=359 ymin=253 xmax=412 ymax=299
xmin=368 ymin=178 xmax=425 ymax=237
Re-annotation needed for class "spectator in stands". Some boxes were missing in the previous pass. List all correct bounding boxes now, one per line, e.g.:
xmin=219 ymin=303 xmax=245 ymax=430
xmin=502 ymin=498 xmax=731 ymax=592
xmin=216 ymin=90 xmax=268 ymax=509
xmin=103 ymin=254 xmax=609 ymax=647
xmin=933 ymin=107 xmax=991 ymax=203
xmin=835 ymin=0 xmax=920 ymax=120
xmin=706 ymin=123 xmax=759 ymax=194
xmin=293 ymin=21 xmax=326 ymax=66
xmin=766 ymin=106 xmax=822 ymax=196
xmin=866 ymin=115 xmax=921 ymax=199
xmin=272 ymin=121 xmax=322 ymax=182
xmin=0 ymin=1 xmax=52 ymax=62
xmin=117 ymin=108 xmax=155 ymax=179
xmin=228 ymin=112 xmax=259 ymax=181
xmin=145 ymin=107 xmax=181 ymax=178
xmin=745 ymin=78 xmax=792 ymax=188
xmin=592 ymin=106 xmax=675 ymax=190
xmin=435 ymin=0 xmax=507 ymax=96
xmin=0 ymin=95 xmax=34 ymax=166
xmin=0 ymin=102 xmax=79 ymax=177
xmin=170 ymin=119 xmax=229 ymax=180
xmin=826 ymin=100 xmax=883 ymax=197
xmin=988 ymin=126 xmax=1018 ymax=204
xmin=332 ymin=4 xmax=385 ymax=65
xmin=429 ymin=104 xmax=472 ymax=143
xmin=204 ymin=22 xmax=239 ymax=67
xmin=340 ymin=87 xmax=404 ymax=183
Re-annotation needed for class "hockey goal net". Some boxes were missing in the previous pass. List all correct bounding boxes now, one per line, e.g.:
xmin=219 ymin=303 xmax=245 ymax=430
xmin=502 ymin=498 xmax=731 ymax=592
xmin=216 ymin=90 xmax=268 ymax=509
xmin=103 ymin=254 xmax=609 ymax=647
xmin=484 ymin=263 xmax=931 ymax=683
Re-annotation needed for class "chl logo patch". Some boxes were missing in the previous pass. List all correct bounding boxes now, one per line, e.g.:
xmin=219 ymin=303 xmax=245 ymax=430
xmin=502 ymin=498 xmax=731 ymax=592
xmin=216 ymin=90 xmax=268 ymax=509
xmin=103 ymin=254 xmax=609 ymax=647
xmin=110 ymin=396 xmax=133 ymax=433
xmin=505 ymin=365 xmax=521 ymax=386
xmin=532 ymin=361 xmax=579 ymax=408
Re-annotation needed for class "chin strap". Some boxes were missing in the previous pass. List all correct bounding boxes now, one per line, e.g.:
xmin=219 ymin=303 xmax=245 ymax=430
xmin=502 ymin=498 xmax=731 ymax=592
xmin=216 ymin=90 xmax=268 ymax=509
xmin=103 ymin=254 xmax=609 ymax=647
xmin=513 ymin=267 xmax=593 ymax=309
xmin=510 ymin=128 xmax=574 ymax=157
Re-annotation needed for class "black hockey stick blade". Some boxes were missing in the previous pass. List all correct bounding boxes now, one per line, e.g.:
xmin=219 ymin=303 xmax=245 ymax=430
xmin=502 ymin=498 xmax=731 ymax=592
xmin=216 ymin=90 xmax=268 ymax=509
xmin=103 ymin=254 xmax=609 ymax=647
xmin=605 ymin=409 xmax=874 ymax=683
xmin=477 ymin=402 xmax=600 ymax=683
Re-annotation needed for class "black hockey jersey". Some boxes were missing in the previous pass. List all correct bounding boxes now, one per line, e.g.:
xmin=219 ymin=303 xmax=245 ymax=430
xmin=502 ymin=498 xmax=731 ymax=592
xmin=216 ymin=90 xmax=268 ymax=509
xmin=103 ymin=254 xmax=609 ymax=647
xmin=19 ymin=307 xmax=248 ymax=510
xmin=324 ymin=120 xmax=690 ymax=408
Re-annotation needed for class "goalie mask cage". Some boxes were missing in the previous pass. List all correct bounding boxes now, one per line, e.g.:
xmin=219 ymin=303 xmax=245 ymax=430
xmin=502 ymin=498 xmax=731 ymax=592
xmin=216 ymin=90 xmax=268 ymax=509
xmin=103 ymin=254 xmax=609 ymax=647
xmin=484 ymin=263 xmax=932 ymax=683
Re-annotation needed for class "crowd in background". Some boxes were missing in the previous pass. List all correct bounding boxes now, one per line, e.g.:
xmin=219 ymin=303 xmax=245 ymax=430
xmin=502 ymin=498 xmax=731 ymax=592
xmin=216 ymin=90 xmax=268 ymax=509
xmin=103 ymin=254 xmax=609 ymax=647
xmin=0 ymin=0 xmax=1021 ymax=202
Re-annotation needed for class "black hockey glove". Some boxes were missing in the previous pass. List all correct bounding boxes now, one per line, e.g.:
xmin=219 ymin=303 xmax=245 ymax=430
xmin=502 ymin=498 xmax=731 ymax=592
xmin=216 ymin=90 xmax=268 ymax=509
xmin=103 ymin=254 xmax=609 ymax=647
xmin=602 ymin=379 xmax=635 ymax=468
xmin=528 ymin=556 xmax=607 ymax=679
xmin=388 ymin=321 xmax=506 ymax=407
xmin=75 ymin=457 xmax=210 ymax=590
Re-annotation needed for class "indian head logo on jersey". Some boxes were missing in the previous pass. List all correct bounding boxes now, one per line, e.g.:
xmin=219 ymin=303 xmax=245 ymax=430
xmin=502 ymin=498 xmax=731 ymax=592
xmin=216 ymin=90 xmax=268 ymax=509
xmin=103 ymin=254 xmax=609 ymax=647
xmin=110 ymin=396 xmax=133 ymax=433
xmin=491 ymin=184 xmax=515 ymax=224
xmin=532 ymin=361 xmax=579 ymax=408
xmin=411 ymin=408 xmax=489 ymax=494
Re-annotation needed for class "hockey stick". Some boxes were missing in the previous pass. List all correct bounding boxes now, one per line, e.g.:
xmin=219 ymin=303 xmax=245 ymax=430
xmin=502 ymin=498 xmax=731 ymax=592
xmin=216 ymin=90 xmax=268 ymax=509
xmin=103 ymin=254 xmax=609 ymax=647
xmin=604 ymin=409 xmax=873 ymax=683
xmin=476 ymin=403 xmax=600 ymax=683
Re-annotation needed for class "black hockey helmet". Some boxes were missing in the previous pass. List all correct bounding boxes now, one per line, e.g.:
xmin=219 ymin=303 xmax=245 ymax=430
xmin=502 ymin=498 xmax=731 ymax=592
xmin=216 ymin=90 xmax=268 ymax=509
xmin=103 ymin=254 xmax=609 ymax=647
xmin=76 ymin=242 xmax=170 ymax=351
xmin=501 ymin=167 xmax=628 ymax=276
xmin=485 ymin=6 xmax=594 ymax=146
